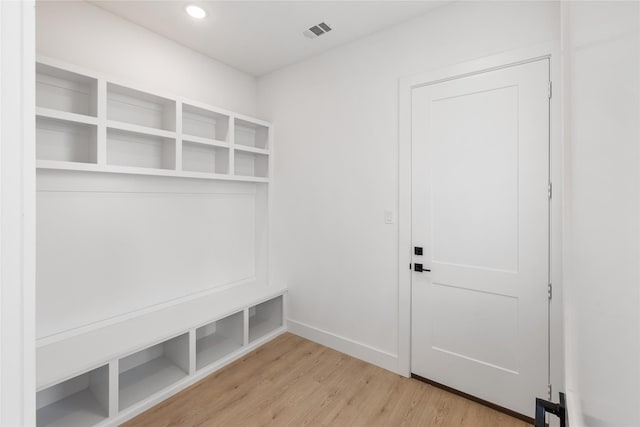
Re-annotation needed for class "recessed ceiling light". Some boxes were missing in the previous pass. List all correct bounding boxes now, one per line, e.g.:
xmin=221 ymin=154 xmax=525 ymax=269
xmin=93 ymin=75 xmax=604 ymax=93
xmin=186 ymin=5 xmax=206 ymax=19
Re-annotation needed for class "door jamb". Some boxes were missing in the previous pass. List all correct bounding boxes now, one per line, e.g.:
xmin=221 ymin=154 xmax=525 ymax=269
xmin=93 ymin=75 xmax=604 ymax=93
xmin=0 ymin=1 xmax=36 ymax=425
xmin=397 ymin=42 xmax=563 ymax=401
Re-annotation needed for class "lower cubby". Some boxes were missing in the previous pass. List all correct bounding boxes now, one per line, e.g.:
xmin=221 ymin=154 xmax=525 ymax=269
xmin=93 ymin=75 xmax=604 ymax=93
xmin=248 ymin=296 xmax=284 ymax=343
xmin=36 ymin=365 xmax=109 ymax=427
xmin=36 ymin=288 xmax=286 ymax=426
xmin=196 ymin=311 xmax=244 ymax=371
xmin=118 ymin=333 xmax=189 ymax=411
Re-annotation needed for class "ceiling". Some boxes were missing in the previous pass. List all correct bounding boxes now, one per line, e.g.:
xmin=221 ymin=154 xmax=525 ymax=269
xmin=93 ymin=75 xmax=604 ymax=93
xmin=91 ymin=1 xmax=446 ymax=76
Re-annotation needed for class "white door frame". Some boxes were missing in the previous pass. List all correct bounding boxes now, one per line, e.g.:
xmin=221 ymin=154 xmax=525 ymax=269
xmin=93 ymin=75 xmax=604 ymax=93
xmin=398 ymin=42 xmax=563 ymax=400
xmin=0 ymin=1 xmax=36 ymax=425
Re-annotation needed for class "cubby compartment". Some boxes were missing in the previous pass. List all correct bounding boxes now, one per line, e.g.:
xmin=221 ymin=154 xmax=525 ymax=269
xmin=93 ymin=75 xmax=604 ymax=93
xmin=36 ymin=365 xmax=109 ymax=427
xmin=196 ymin=311 xmax=244 ymax=370
xmin=182 ymin=104 xmax=229 ymax=141
xmin=119 ymin=333 xmax=189 ymax=411
xmin=182 ymin=141 xmax=229 ymax=174
xmin=234 ymin=150 xmax=268 ymax=178
xmin=234 ymin=119 xmax=269 ymax=149
xmin=36 ymin=117 xmax=97 ymax=163
xmin=36 ymin=63 xmax=97 ymax=117
xmin=107 ymin=128 xmax=176 ymax=170
xmin=107 ymin=83 xmax=176 ymax=131
xmin=248 ymin=296 xmax=283 ymax=343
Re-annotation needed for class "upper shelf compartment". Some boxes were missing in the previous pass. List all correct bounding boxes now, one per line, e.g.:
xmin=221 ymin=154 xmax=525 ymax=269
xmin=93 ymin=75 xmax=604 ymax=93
xmin=36 ymin=58 xmax=271 ymax=183
xmin=36 ymin=63 xmax=98 ymax=117
xmin=182 ymin=104 xmax=229 ymax=143
xmin=107 ymin=83 xmax=176 ymax=132
xmin=235 ymin=118 xmax=269 ymax=150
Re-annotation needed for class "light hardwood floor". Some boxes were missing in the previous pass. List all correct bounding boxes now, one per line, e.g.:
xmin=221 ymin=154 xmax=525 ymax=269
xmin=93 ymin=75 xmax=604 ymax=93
xmin=124 ymin=333 xmax=532 ymax=427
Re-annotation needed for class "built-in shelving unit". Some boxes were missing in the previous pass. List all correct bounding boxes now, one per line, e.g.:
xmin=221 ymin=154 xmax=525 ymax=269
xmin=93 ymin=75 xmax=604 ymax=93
xmin=249 ymin=295 xmax=284 ymax=343
xmin=37 ymin=288 xmax=286 ymax=426
xmin=37 ymin=365 xmax=109 ymax=427
xmin=35 ymin=56 xmax=282 ymax=427
xmin=35 ymin=58 xmax=272 ymax=182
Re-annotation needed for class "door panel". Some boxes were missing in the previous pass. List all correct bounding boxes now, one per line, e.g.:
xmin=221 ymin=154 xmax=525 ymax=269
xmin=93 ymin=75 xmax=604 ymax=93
xmin=411 ymin=59 xmax=549 ymax=417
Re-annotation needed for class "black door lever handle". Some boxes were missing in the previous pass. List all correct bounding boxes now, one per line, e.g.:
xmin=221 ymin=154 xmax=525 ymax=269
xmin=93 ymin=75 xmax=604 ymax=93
xmin=414 ymin=263 xmax=431 ymax=272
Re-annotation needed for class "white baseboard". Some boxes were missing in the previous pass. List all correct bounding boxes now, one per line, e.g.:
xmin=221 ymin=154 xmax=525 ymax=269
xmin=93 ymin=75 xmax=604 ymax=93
xmin=287 ymin=318 xmax=399 ymax=374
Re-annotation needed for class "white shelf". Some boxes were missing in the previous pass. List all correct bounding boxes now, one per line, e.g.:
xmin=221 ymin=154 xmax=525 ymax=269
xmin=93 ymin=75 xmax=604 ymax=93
xmin=182 ymin=134 xmax=230 ymax=149
xmin=36 ymin=160 xmax=269 ymax=183
xmin=107 ymin=120 xmax=177 ymax=140
xmin=36 ymin=284 xmax=286 ymax=426
xmin=234 ymin=145 xmax=270 ymax=155
xmin=37 ymin=389 xmax=107 ymax=427
xmin=37 ymin=365 xmax=108 ymax=427
xmin=196 ymin=311 xmax=244 ymax=370
xmin=36 ymin=107 xmax=99 ymax=126
xmin=35 ymin=58 xmax=272 ymax=182
xmin=37 ymin=283 xmax=285 ymax=389
xmin=248 ymin=296 xmax=283 ymax=343
xmin=118 ymin=334 xmax=189 ymax=411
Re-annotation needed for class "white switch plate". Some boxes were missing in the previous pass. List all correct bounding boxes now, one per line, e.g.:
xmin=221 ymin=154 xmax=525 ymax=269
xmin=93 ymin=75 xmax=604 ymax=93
xmin=384 ymin=210 xmax=394 ymax=224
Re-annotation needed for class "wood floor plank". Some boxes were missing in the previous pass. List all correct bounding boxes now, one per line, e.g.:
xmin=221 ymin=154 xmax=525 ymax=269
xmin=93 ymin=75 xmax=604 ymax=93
xmin=123 ymin=333 xmax=532 ymax=427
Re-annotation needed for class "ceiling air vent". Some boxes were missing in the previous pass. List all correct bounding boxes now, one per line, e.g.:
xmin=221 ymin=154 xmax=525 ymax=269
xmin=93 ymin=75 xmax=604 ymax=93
xmin=303 ymin=22 xmax=332 ymax=39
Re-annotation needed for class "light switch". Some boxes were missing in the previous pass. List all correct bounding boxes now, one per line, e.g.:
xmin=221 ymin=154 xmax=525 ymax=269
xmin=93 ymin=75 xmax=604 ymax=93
xmin=384 ymin=210 xmax=394 ymax=224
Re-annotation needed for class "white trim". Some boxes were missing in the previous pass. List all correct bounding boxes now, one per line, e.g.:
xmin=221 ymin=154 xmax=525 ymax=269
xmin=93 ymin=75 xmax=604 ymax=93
xmin=0 ymin=1 xmax=36 ymax=425
xmin=287 ymin=318 xmax=399 ymax=373
xmin=398 ymin=42 xmax=563 ymax=395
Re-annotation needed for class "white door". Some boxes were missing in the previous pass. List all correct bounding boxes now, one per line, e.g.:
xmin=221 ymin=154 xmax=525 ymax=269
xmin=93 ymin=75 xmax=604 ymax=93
xmin=410 ymin=59 xmax=549 ymax=417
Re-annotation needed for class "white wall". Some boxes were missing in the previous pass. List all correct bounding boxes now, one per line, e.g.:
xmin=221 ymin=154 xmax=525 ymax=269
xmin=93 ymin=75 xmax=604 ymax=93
xmin=34 ymin=1 xmax=265 ymax=341
xmin=36 ymin=0 xmax=257 ymax=116
xmin=563 ymin=2 xmax=640 ymax=426
xmin=258 ymin=1 xmax=559 ymax=371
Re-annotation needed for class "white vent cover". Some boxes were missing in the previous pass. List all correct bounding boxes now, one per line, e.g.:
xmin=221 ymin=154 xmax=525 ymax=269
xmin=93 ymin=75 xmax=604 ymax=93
xmin=303 ymin=22 xmax=332 ymax=39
